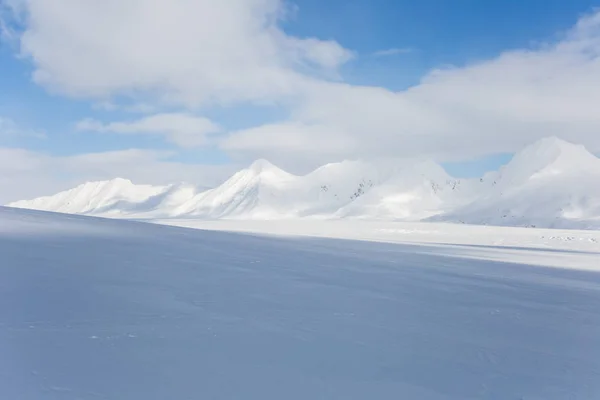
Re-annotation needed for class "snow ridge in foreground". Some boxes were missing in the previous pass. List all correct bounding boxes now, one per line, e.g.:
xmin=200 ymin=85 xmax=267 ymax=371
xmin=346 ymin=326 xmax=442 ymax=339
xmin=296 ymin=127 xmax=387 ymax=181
xmin=1 ymin=207 xmax=600 ymax=399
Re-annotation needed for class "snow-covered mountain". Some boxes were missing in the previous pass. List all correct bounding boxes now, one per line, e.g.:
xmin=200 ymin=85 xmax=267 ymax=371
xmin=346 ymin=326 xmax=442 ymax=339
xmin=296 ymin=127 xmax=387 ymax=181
xmin=432 ymin=137 xmax=600 ymax=229
xmin=9 ymin=157 xmax=464 ymax=220
xmin=7 ymin=137 xmax=600 ymax=229
xmin=333 ymin=159 xmax=473 ymax=220
xmin=8 ymin=178 xmax=167 ymax=216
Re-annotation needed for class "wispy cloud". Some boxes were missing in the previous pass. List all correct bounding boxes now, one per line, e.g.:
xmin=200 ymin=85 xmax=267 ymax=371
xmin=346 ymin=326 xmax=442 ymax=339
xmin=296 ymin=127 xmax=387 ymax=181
xmin=76 ymin=113 xmax=220 ymax=148
xmin=0 ymin=8 xmax=15 ymax=41
xmin=372 ymin=47 xmax=414 ymax=57
xmin=0 ymin=0 xmax=24 ymax=42
xmin=0 ymin=116 xmax=46 ymax=139
xmin=92 ymin=101 xmax=158 ymax=114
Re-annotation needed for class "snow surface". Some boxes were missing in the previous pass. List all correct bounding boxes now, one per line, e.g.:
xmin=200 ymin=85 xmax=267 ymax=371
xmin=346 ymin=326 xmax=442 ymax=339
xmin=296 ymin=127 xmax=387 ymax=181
xmin=7 ymin=137 xmax=600 ymax=229
xmin=2 ymin=206 xmax=600 ymax=399
xmin=153 ymin=219 xmax=600 ymax=270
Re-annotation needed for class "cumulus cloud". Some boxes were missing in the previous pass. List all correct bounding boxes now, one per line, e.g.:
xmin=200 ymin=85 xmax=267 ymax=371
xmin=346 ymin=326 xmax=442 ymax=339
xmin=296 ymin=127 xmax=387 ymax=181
xmin=4 ymin=1 xmax=600 ymax=172
xmin=221 ymin=122 xmax=357 ymax=172
xmin=9 ymin=0 xmax=352 ymax=106
xmin=76 ymin=113 xmax=220 ymax=148
xmin=224 ymin=10 xmax=600 ymax=166
xmin=0 ymin=147 xmax=238 ymax=204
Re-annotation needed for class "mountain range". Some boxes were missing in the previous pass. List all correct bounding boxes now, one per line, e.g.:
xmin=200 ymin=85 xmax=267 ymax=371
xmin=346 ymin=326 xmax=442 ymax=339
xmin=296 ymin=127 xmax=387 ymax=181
xmin=8 ymin=137 xmax=600 ymax=229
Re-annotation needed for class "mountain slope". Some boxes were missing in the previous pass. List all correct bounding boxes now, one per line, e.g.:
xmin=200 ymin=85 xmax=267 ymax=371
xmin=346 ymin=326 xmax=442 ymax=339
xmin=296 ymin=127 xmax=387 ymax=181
xmin=433 ymin=137 xmax=600 ymax=228
xmin=7 ymin=137 xmax=600 ymax=228
xmin=173 ymin=158 xmax=468 ymax=220
xmin=334 ymin=160 xmax=473 ymax=220
xmin=8 ymin=158 xmax=461 ymax=221
xmin=171 ymin=159 xmax=299 ymax=218
xmin=8 ymin=178 xmax=167 ymax=215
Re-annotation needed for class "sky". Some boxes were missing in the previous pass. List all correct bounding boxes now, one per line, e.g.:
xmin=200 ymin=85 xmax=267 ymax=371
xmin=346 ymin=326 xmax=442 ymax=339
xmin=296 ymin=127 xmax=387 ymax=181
xmin=1 ymin=0 xmax=600 ymax=202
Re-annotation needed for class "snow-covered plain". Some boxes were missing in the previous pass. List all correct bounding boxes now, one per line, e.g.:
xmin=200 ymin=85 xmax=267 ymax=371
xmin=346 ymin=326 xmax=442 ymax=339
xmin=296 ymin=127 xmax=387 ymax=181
xmin=9 ymin=137 xmax=600 ymax=229
xmin=153 ymin=219 xmax=600 ymax=270
xmin=2 ymin=206 xmax=600 ymax=399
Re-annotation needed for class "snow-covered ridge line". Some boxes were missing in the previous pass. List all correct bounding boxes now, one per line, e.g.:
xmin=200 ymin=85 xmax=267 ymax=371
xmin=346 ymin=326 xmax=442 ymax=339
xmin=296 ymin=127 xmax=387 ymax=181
xmin=7 ymin=137 xmax=600 ymax=229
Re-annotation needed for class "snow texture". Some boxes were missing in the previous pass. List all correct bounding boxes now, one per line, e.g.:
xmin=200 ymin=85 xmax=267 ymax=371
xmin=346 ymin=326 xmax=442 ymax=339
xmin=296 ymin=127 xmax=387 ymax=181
xmin=2 ymin=206 xmax=600 ymax=399
xmin=8 ymin=137 xmax=600 ymax=229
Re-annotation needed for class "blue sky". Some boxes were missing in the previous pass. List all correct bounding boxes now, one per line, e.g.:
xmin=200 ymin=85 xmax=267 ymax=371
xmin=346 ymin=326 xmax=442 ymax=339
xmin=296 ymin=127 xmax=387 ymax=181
xmin=1 ymin=0 xmax=600 ymax=200
xmin=288 ymin=0 xmax=598 ymax=87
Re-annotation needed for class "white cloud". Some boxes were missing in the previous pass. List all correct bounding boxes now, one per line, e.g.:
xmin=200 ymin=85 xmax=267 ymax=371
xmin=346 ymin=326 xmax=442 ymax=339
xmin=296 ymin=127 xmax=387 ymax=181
xmin=284 ymin=36 xmax=355 ymax=72
xmin=5 ymin=1 xmax=600 ymax=172
xmin=372 ymin=48 xmax=414 ymax=57
xmin=92 ymin=101 xmax=158 ymax=114
xmin=221 ymin=122 xmax=357 ymax=172
xmin=0 ymin=147 xmax=238 ymax=204
xmin=0 ymin=17 xmax=12 ymax=41
xmin=76 ymin=113 xmax=220 ymax=148
xmin=0 ymin=0 xmax=20 ymax=41
xmin=9 ymin=0 xmax=352 ymax=106
xmin=224 ymin=10 xmax=600 ymax=166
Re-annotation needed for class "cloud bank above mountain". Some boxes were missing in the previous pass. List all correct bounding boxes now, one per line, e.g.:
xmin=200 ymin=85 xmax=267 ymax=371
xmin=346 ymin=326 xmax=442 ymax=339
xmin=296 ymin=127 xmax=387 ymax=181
xmin=2 ymin=1 xmax=600 ymax=197
xmin=0 ymin=147 xmax=237 ymax=204
xmin=4 ymin=3 xmax=600 ymax=159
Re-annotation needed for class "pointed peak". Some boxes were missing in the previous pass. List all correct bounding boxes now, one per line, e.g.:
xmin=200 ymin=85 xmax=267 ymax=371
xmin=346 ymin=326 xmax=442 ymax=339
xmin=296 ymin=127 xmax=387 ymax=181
xmin=248 ymin=158 xmax=279 ymax=173
xmin=246 ymin=159 xmax=294 ymax=179
xmin=73 ymin=178 xmax=121 ymax=189
xmin=534 ymin=136 xmax=569 ymax=145
xmin=523 ymin=136 xmax=582 ymax=152
xmin=79 ymin=177 xmax=132 ymax=185
xmin=86 ymin=177 xmax=134 ymax=189
xmin=496 ymin=137 xmax=600 ymax=184
xmin=227 ymin=159 xmax=295 ymax=182
xmin=108 ymin=177 xmax=133 ymax=185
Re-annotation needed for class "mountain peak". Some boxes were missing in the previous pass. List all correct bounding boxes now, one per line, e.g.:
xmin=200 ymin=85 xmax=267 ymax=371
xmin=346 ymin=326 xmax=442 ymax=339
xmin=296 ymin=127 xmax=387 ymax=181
xmin=515 ymin=136 xmax=597 ymax=167
xmin=248 ymin=159 xmax=278 ymax=173
xmin=76 ymin=177 xmax=133 ymax=189
xmin=8 ymin=137 xmax=600 ymax=228
xmin=110 ymin=177 xmax=133 ymax=184
xmin=101 ymin=177 xmax=134 ymax=187
xmin=493 ymin=137 xmax=599 ymax=186
xmin=244 ymin=159 xmax=295 ymax=182
xmin=522 ymin=136 xmax=587 ymax=155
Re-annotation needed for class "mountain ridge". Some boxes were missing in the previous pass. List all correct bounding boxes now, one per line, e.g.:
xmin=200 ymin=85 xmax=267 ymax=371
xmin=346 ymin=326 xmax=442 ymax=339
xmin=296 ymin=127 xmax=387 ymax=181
xmin=7 ymin=137 xmax=600 ymax=229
